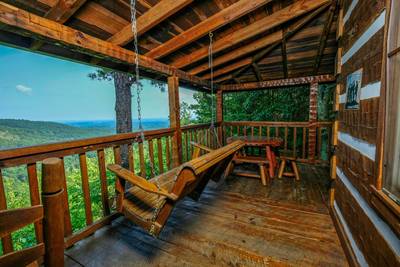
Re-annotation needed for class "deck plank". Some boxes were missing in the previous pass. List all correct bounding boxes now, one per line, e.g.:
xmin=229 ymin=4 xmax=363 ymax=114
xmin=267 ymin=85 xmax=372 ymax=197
xmin=65 ymin=164 xmax=347 ymax=266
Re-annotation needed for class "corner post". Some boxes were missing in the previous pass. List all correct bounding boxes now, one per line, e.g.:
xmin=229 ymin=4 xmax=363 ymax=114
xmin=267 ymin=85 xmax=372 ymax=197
xmin=168 ymin=76 xmax=182 ymax=167
xmin=41 ymin=158 xmax=65 ymax=267
xmin=308 ymin=82 xmax=318 ymax=162
xmin=216 ymin=90 xmax=224 ymax=145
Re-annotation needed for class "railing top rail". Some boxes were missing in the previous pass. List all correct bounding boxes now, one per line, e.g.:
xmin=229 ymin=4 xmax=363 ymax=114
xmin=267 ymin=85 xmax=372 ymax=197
xmin=181 ymin=123 xmax=214 ymax=131
xmin=223 ymin=121 xmax=333 ymax=127
xmin=0 ymin=127 xmax=175 ymax=167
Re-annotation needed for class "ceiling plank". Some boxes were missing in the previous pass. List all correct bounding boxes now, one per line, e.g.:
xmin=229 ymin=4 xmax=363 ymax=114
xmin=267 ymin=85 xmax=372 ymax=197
xmin=107 ymin=0 xmax=193 ymax=46
xmin=145 ymin=0 xmax=273 ymax=59
xmin=220 ymin=75 xmax=336 ymax=91
xmin=313 ymin=1 xmax=337 ymax=74
xmin=31 ymin=0 xmax=87 ymax=50
xmin=190 ymin=30 xmax=283 ymax=76
xmin=192 ymin=23 xmax=327 ymax=77
xmin=229 ymin=3 xmax=330 ymax=81
xmin=171 ymin=0 xmax=330 ymax=69
xmin=0 ymin=2 xmax=209 ymax=88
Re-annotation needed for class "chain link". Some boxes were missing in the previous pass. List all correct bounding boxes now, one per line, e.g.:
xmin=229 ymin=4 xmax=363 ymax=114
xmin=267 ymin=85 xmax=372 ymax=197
xmin=130 ymin=0 xmax=157 ymax=181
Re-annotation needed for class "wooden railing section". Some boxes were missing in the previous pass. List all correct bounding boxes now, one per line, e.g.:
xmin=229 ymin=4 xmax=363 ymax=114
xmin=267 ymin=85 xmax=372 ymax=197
xmin=0 ymin=121 xmax=331 ymax=259
xmin=222 ymin=121 xmax=332 ymax=163
xmin=181 ymin=123 xmax=223 ymax=162
xmin=0 ymin=127 xmax=178 ymax=255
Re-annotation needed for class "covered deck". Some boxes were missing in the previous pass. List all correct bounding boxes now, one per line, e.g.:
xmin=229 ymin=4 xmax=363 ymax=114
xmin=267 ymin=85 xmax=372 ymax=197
xmin=5 ymin=0 xmax=396 ymax=266
xmin=65 ymin=165 xmax=346 ymax=267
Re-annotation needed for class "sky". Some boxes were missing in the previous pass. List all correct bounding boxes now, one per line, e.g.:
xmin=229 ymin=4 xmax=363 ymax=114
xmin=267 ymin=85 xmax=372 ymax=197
xmin=0 ymin=45 xmax=197 ymax=121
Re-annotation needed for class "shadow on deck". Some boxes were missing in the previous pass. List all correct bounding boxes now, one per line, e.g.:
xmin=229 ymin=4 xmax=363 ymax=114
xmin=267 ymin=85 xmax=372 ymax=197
xmin=65 ymin=164 xmax=347 ymax=266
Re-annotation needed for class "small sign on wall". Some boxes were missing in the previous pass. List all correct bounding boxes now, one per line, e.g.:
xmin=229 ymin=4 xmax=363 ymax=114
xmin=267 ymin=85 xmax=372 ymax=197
xmin=345 ymin=69 xmax=363 ymax=110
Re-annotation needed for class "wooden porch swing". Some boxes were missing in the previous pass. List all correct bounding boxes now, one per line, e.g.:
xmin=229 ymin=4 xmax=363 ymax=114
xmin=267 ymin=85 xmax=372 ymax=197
xmin=107 ymin=140 xmax=244 ymax=236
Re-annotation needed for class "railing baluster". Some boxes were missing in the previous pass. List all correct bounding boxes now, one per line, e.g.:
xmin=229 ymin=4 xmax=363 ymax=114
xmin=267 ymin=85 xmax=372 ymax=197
xmin=0 ymin=169 xmax=13 ymax=253
xmin=302 ymin=127 xmax=307 ymax=159
xmin=60 ymin=158 xmax=73 ymax=237
xmin=27 ymin=163 xmax=43 ymax=244
xmin=128 ymin=144 xmax=135 ymax=173
xmin=284 ymin=127 xmax=288 ymax=150
xmin=148 ymin=140 xmax=155 ymax=177
xmin=318 ymin=127 xmax=322 ymax=160
xmin=97 ymin=149 xmax=110 ymax=216
xmin=259 ymin=126 xmax=262 ymax=137
xmin=275 ymin=126 xmax=279 ymax=137
xmin=293 ymin=127 xmax=297 ymax=158
xmin=251 ymin=126 xmax=254 ymax=137
xmin=79 ymin=153 xmax=93 ymax=226
xmin=138 ymin=142 xmax=146 ymax=177
xmin=157 ymin=138 xmax=164 ymax=174
xmin=267 ymin=126 xmax=270 ymax=138
xmin=185 ymin=132 xmax=189 ymax=161
xmin=166 ymin=136 xmax=171 ymax=170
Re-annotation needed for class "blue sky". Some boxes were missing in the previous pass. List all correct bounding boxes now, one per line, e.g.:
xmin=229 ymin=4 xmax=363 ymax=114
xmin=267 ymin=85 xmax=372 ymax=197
xmin=0 ymin=45 xmax=197 ymax=121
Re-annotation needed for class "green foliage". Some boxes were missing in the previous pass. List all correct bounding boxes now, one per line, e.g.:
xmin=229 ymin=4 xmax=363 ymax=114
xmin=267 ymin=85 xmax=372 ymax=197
xmin=188 ymin=92 xmax=215 ymax=124
xmin=223 ymin=86 xmax=311 ymax=122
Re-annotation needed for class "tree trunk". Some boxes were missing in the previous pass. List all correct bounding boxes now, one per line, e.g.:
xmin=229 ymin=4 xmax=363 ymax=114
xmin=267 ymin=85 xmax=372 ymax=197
xmin=113 ymin=72 xmax=133 ymax=167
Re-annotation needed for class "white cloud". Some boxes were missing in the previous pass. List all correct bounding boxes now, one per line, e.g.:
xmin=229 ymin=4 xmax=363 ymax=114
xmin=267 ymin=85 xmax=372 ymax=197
xmin=16 ymin=84 xmax=32 ymax=95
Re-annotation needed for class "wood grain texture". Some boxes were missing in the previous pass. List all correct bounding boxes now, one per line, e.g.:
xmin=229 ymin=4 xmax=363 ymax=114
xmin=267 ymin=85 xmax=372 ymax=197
xmin=0 ymin=2 xmax=209 ymax=88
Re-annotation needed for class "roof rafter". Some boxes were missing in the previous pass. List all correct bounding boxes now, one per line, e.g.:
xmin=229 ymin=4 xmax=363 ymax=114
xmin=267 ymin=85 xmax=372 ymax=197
xmin=0 ymin=2 xmax=209 ymax=88
xmin=227 ymin=3 xmax=330 ymax=83
xmin=108 ymin=0 xmax=193 ymax=46
xmin=145 ymin=0 xmax=273 ymax=59
xmin=170 ymin=0 xmax=330 ymax=69
xmin=313 ymin=0 xmax=337 ymax=74
xmin=30 ymin=0 xmax=88 ymax=50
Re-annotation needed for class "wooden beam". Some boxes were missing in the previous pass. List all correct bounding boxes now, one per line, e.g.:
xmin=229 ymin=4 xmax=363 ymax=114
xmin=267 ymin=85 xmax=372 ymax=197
xmin=145 ymin=0 xmax=272 ymax=59
xmin=308 ymin=82 xmax=318 ymax=161
xmin=171 ymin=0 xmax=330 ymax=69
xmin=0 ymin=2 xmax=209 ymax=88
xmin=31 ymin=0 xmax=88 ymax=50
xmin=252 ymin=63 xmax=262 ymax=81
xmin=230 ymin=3 xmax=330 ymax=81
xmin=313 ymin=1 xmax=337 ymax=74
xmin=220 ymin=75 xmax=335 ymax=91
xmin=108 ymin=0 xmax=193 ymax=46
xmin=168 ymin=76 xmax=182 ymax=167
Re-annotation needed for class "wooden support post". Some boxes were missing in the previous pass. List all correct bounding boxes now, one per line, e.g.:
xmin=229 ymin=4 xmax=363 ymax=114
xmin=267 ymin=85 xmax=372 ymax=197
xmin=41 ymin=158 xmax=65 ymax=267
xmin=168 ymin=76 xmax=182 ymax=167
xmin=308 ymin=82 xmax=318 ymax=162
xmin=216 ymin=90 xmax=224 ymax=145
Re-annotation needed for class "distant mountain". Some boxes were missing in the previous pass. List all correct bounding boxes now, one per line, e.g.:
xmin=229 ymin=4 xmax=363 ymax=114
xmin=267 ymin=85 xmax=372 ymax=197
xmin=0 ymin=119 xmax=114 ymax=149
xmin=62 ymin=119 xmax=169 ymax=131
xmin=0 ymin=118 xmax=170 ymax=150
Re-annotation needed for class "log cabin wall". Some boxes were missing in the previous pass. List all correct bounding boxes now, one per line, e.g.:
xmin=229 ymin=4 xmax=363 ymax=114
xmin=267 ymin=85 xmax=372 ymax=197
xmin=333 ymin=0 xmax=400 ymax=266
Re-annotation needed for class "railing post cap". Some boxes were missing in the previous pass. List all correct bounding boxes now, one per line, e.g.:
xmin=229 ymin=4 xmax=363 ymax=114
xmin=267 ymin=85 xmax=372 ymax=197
xmin=42 ymin=158 xmax=63 ymax=194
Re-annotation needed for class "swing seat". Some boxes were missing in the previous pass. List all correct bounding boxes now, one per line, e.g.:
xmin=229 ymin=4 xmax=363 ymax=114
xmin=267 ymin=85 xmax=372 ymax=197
xmin=107 ymin=140 xmax=244 ymax=236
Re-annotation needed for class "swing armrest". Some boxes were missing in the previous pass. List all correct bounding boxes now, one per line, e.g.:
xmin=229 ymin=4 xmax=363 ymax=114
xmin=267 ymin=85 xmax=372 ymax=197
xmin=190 ymin=142 xmax=214 ymax=153
xmin=107 ymin=164 xmax=178 ymax=201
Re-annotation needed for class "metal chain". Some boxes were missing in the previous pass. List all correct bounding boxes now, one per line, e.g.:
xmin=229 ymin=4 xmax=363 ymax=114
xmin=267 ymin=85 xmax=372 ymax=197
xmin=130 ymin=0 xmax=157 ymax=182
xmin=208 ymin=32 xmax=222 ymax=148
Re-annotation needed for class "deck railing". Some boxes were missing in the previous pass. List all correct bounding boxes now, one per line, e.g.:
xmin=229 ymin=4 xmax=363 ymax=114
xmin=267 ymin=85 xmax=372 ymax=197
xmin=222 ymin=121 xmax=333 ymax=163
xmin=0 ymin=121 xmax=331 ymax=257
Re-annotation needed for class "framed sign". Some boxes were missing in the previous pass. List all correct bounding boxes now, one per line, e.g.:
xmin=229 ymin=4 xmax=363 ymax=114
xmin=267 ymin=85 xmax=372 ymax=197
xmin=345 ymin=69 xmax=362 ymax=110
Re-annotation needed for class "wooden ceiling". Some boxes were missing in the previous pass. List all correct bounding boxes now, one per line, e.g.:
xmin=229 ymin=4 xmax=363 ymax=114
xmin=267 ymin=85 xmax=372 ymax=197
xmin=0 ymin=0 xmax=338 ymax=88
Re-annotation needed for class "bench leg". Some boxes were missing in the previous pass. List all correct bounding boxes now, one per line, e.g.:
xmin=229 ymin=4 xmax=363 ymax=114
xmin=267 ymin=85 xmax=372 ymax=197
xmin=278 ymin=160 xmax=286 ymax=178
xmin=259 ymin=164 xmax=267 ymax=186
xmin=224 ymin=160 xmax=235 ymax=179
xmin=291 ymin=161 xmax=300 ymax=181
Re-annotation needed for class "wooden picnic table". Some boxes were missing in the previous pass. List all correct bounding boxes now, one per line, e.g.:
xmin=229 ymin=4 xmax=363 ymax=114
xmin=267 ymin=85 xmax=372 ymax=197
xmin=227 ymin=136 xmax=283 ymax=179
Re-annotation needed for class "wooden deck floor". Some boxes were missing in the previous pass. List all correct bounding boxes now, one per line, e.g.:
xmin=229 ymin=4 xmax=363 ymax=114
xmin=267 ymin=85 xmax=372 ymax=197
xmin=65 ymin=164 xmax=347 ymax=267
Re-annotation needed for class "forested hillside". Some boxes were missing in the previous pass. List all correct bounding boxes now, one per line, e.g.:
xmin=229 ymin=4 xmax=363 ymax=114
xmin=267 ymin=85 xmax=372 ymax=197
xmin=0 ymin=119 xmax=113 ymax=149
